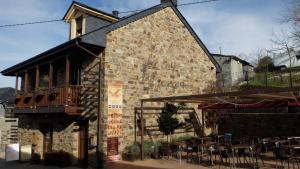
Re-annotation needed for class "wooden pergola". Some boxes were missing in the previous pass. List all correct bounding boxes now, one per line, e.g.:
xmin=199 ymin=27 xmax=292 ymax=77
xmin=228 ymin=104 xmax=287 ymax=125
xmin=137 ymin=87 xmax=300 ymax=160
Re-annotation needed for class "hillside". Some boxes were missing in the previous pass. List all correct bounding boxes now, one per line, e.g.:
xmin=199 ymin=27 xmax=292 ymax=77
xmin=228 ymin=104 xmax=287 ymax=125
xmin=0 ymin=87 xmax=15 ymax=105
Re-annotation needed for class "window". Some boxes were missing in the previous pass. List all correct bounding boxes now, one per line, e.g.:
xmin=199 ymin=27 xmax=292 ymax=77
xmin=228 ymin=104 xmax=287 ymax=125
xmin=75 ymin=16 xmax=83 ymax=36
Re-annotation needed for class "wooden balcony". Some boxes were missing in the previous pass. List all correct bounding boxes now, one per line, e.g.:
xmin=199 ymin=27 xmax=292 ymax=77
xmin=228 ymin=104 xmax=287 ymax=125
xmin=14 ymin=85 xmax=83 ymax=115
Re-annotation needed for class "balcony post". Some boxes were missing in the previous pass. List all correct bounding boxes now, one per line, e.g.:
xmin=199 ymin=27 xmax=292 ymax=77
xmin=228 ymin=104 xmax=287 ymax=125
xmin=49 ymin=62 xmax=53 ymax=89
xmin=65 ymin=56 xmax=70 ymax=105
xmin=24 ymin=70 xmax=29 ymax=93
xmin=35 ymin=66 xmax=40 ymax=90
xmin=15 ymin=74 xmax=19 ymax=94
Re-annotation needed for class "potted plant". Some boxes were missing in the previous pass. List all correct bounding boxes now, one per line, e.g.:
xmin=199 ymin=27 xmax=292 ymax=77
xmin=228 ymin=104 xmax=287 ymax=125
xmin=122 ymin=142 xmax=140 ymax=161
xmin=144 ymin=140 xmax=161 ymax=159
xmin=35 ymin=86 xmax=46 ymax=97
xmin=157 ymin=103 xmax=182 ymax=143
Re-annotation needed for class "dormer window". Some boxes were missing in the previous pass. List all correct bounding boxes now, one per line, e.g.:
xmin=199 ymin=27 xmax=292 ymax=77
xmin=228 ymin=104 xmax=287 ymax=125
xmin=75 ymin=16 xmax=83 ymax=36
xmin=69 ymin=15 xmax=85 ymax=39
xmin=64 ymin=2 xmax=119 ymax=40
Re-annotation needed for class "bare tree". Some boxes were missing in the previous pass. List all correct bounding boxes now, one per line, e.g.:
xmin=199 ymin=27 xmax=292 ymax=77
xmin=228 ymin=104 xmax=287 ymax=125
xmin=281 ymin=0 xmax=300 ymax=46
xmin=270 ymin=30 xmax=295 ymax=87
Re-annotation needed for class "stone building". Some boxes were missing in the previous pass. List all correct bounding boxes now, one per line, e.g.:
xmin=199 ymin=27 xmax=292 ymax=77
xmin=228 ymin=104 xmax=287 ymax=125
xmin=212 ymin=54 xmax=254 ymax=87
xmin=1 ymin=0 xmax=220 ymax=167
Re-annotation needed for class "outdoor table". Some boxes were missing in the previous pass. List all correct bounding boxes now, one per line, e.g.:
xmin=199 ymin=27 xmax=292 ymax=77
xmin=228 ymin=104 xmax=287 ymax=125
xmin=198 ymin=141 xmax=217 ymax=165
xmin=230 ymin=144 xmax=253 ymax=168
xmin=283 ymin=144 xmax=300 ymax=150
xmin=282 ymin=144 xmax=300 ymax=168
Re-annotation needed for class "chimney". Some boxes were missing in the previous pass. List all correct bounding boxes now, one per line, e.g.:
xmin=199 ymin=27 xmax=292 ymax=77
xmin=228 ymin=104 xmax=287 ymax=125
xmin=112 ymin=10 xmax=119 ymax=18
xmin=161 ymin=0 xmax=177 ymax=6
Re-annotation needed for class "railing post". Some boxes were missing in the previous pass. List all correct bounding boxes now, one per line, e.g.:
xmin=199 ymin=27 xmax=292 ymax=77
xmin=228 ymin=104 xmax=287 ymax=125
xmin=35 ymin=66 xmax=40 ymax=90
xmin=140 ymin=100 xmax=144 ymax=160
xmin=65 ymin=56 xmax=70 ymax=105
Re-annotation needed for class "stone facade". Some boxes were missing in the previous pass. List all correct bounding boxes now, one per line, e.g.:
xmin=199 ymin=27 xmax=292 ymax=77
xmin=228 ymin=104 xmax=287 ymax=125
xmin=102 ymin=7 xmax=216 ymax=153
xmin=18 ymin=115 xmax=79 ymax=161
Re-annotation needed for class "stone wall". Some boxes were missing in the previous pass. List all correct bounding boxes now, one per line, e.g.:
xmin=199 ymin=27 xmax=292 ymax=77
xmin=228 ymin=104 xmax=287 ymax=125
xmin=214 ymin=57 xmax=232 ymax=87
xmin=103 ymin=7 xmax=216 ymax=153
xmin=231 ymin=59 xmax=244 ymax=85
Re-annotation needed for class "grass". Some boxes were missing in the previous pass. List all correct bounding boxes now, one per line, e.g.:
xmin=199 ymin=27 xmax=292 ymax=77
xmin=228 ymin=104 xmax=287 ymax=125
xmin=244 ymin=70 xmax=300 ymax=88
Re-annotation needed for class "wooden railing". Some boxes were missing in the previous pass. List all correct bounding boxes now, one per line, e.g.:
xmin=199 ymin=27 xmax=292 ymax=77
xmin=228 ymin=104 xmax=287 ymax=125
xmin=15 ymin=85 xmax=82 ymax=109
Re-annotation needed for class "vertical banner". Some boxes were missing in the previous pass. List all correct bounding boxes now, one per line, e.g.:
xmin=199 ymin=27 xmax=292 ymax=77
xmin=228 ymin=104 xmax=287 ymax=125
xmin=107 ymin=80 xmax=122 ymax=161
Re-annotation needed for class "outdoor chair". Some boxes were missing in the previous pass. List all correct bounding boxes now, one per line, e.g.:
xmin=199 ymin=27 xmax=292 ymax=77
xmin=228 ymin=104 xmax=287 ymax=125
xmin=170 ymin=143 xmax=181 ymax=159
xmin=185 ymin=140 xmax=199 ymax=163
xmin=217 ymin=146 xmax=234 ymax=169
xmin=262 ymin=138 xmax=275 ymax=153
xmin=159 ymin=142 xmax=172 ymax=159
xmin=236 ymin=146 xmax=252 ymax=167
xmin=251 ymin=144 xmax=265 ymax=168
xmin=274 ymin=147 xmax=292 ymax=169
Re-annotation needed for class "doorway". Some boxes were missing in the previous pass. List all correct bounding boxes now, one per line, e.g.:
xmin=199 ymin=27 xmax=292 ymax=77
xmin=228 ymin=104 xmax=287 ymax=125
xmin=78 ymin=121 xmax=88 ymax=167
xmin=40 ymin=123 xmax=53 ymax=158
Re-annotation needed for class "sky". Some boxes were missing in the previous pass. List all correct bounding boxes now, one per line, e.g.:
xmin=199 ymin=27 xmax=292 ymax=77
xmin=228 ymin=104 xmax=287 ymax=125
xmin=0 ymin=0 xmax=290 ymax=88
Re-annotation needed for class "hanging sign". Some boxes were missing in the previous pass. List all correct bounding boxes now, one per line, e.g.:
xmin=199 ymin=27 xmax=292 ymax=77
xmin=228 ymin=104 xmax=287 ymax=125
xmin=107 ymin=80 xmax=122 ymax=161
xmin=107 ymin=80 xmax=123 ymax=138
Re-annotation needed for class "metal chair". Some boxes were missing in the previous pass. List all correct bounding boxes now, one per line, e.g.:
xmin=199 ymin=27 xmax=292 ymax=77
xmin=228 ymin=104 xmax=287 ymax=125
xmin=218 ymin=146 xmax=234 ymax=169
xmin=251 ymin=144 xmax=265 ymax=168
xmin=274 ymin=147 xmax=291 ymax=169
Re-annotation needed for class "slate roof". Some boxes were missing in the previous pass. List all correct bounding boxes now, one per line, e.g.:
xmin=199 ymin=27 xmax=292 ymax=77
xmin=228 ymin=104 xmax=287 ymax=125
xmin=212 ymin=53 xmax=253 ymax=67
xmin=63 ymin=1 xmax=119 ymax=20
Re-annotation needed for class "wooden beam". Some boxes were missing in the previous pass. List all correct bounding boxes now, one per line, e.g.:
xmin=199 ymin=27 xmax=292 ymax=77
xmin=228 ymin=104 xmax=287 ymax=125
xmin=15 ymin=74 xmax=19 ymax=94
xmin=135 ymin=112 xmax=191 ymax=115
xmin=251 ymin=93 xmax=294 ymax=100
xmin=141 ymin=87 xmax=300 ymax=102
xmin=134 ymin=111 xmax=137 ymax=143
xmin=140 ymin=101 xmax=144 ymax=160
xmin=135 ymin=107 xmax=194 ymax=111
xmin=24 ymin=71 xmax=29 ymax=93
xmin=35 ymin=66 xmax=40 ymax=90
xmin=49 ymin=62 xmax=53 ymax=88
xmin=65 ymin=56 xmax=70 ymax=105
xmin=65 ymin=57 xmax=70 ymax=85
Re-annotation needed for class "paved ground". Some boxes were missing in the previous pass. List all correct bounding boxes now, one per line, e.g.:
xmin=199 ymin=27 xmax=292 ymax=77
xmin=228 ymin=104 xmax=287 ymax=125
xmin=0 ymin=151 xmax=286 ymax=169
xmin=0 ymin=151 xmax=211 ymax=169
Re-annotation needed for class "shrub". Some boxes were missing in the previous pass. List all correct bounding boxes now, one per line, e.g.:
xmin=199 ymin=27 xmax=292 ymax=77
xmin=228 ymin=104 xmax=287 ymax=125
xmin=144 ymin=140 xmax=161 ymax=159
xmin=122 ymin=142 xmax=140 ymax=161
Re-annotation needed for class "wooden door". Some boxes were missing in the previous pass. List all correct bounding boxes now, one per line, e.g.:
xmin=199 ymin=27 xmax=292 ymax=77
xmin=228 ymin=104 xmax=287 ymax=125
xmin=78 ymin=122 xmax=88 ymax=166
xmin=40 ymin=123 xmax=53 ymax=157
